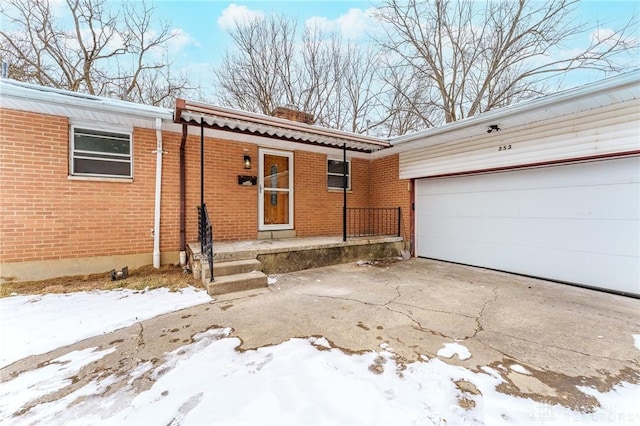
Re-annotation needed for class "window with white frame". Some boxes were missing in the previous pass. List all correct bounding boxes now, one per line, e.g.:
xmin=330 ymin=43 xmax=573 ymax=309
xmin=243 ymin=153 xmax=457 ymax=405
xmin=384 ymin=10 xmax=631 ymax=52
xmin=71 ymin=127 xmax=132 ymax=178
xmin=327 ymin=158 xmax=351 ymax=190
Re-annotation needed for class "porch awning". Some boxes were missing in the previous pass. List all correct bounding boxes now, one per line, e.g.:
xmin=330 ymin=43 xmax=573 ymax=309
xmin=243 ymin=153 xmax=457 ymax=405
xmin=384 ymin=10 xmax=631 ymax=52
xmin=174 ymin=99 xmax=390 ymax=153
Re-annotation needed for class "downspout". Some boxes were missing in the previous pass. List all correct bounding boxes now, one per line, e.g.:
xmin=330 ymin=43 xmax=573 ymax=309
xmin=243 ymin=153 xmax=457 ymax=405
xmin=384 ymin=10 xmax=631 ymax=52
xmin=179 ymin=124 xmax=187 ymax=265
xmin=153 ymin=117 xmax=164 ymax=268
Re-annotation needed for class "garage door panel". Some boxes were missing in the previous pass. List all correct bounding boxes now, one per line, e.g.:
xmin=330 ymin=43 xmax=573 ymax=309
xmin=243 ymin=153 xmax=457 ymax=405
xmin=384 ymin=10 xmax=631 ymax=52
xmin=420 ymin=183 xmax=638 ymax=221
xmin=419 ymin=236 xmax=638 ymax=294
xmin=415 ymin=157 xmax=640 ymax=295
xmin=417 ymin=159 xmax=638 ymax=195
xmin=419 ymin=215 xmax=638 ymax=256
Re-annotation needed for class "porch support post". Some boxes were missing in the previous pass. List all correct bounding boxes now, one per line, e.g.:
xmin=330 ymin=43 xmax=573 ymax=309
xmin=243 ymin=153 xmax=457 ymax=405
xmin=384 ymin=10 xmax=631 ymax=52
xmin=179 ymin=124 xmax=187 ymax=254
xmin=200 ymin=118 xmax=204 ymax=209
xmin=343 ymin=143 xmax=347 ymax=242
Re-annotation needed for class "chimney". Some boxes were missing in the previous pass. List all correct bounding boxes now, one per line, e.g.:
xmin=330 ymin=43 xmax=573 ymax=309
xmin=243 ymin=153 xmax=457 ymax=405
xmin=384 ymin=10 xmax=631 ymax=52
xmin=271 ymin=105 xmax=315 ymax=125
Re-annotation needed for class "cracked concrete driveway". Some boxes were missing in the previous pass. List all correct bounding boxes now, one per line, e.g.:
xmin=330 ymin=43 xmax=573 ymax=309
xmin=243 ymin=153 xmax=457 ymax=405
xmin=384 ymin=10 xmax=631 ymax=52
xmin=3 ymin=258 xmax=639 ymax=413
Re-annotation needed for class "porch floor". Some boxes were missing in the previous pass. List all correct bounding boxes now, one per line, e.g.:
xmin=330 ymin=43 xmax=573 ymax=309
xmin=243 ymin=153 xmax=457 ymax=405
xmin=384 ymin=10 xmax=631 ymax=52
xmin=187 ymin=235 xmax=405 ymax=295
xmin=189 ymin=235 xmax=405 ymax=263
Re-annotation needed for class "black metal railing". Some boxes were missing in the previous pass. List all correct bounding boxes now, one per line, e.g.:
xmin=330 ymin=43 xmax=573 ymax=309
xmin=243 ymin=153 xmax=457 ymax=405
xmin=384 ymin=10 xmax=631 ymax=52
xmin=346 ymin=207 xmax=401 ymax=238
xmin=197 ymin=204 xmax=214 ymax=282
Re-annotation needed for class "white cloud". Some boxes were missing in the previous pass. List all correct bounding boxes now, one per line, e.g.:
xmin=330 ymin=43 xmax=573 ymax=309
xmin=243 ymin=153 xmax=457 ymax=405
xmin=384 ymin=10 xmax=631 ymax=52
xmin=167 ymin=28 xmax=200 ymax=53
xmin=590 ymin=27 xmax=640 ymax=49
xmin=590 ymin=27 xmax=617 ymax=46
xmin=217 ymin=3 xmax=265 ymax=31
xmin=305 ymin=8 xmax=377 ymax=40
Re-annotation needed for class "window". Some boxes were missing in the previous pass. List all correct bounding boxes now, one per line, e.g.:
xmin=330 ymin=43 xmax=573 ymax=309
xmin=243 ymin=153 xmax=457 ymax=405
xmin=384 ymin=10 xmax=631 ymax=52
xmin=71 ymin=127 xmax=132 ymax=178
xmin=327 ymin=158 xmax=351 ymax=190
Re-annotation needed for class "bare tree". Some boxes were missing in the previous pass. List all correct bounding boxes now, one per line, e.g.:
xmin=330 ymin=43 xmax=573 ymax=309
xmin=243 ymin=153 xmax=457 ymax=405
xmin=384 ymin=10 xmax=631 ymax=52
xmin=214 ymin=16 xmax=297 ymax=114
xmin=371 ymin=60 xmax=441 ymax=137
xmin=374 ymin=0 xmax=639 ymax=126
xmin=214 ymin=15 xmax=384 ymax=133
xmin=0 ymin=0 xmax=194 ymax=106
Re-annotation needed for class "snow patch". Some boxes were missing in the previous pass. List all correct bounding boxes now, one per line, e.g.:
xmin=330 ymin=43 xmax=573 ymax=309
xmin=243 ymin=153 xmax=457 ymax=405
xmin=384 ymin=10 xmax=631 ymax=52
xmin=0 ymin=287 xmax=210 ymax=368
xmin=437 ymin=342 xmax=471 ymax=360
xmin=379 ymin=342 xmax=395 ymax=352
xmin=509 ymin=364 xmax=532 ymax=375
xmin=309 ymin=336 xmax=332 ymax=349
xmin=0 ymin=347 xmax=115 ymax=416
xmin=8 ymin=336 xmax=639 ymax=426
xmin=633 ymin=334 xmax=640 ymax=350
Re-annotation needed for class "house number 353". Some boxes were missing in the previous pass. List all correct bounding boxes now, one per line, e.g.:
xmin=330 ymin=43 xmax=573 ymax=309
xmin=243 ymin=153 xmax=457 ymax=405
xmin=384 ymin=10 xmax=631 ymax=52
xmin=498 ymin=144 xmax=512 ymax=151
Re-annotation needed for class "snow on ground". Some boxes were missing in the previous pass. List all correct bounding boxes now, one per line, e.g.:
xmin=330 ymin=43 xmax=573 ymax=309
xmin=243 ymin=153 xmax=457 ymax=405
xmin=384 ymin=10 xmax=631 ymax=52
xmin=509 ymin=364 xmax=532 ymax=375
xmin=437 ymin=342 xmax=471 ymax=360
xmin=0 ymin=287 xmax=211 ymax=368
xmin=1 ymin=290 xmax=639 ymax=425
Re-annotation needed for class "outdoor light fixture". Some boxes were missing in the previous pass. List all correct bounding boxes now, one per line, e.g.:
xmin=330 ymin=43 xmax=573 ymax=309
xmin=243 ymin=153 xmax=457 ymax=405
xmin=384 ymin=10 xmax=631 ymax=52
xmin=244 ymin=154 xmax=252 ymax=169
xmin=487 ymin=124 xmax=501 ymax=133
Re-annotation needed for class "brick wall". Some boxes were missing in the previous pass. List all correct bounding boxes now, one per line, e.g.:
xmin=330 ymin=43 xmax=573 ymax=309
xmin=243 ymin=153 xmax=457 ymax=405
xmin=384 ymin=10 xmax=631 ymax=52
xmin=184 ymin=143 xmax=373 ymax=241
xmin=1 ymin=107 xmax=411 ymax=268
xmin=0 ymin=109 xmax=158 ymax=263
xmin=183 ymin=134 xmax=260 ymax=242
xmin=294 ymin=152 xmax=370 ymax=236
xmin=370 ymin=154 xmax=412 ymax=243
xmin=158 ymin=131 xmax=182 ymax=253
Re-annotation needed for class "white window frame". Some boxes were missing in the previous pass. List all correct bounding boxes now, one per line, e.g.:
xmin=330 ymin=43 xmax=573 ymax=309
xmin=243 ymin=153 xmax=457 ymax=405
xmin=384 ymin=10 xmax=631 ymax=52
xmin=70 ymin=124 xmax=133 ymax=179
xmin=327 ymin=158 xmax=351 ymax=190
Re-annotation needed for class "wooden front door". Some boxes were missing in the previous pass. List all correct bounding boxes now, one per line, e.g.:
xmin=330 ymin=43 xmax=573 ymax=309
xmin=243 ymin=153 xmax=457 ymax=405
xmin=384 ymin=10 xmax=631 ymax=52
xmin=259 ymin=149 xmax=293 ymax=230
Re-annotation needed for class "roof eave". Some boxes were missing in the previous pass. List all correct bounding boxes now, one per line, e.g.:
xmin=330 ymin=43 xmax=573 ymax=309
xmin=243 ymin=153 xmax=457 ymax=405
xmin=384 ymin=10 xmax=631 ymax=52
xmin=174 ymin=99 xmax=391 ymax=153
xmin=390 ymin=71 xmax=640 ymax=149
xmin=1 ymin=78 xmax=172 ymax=120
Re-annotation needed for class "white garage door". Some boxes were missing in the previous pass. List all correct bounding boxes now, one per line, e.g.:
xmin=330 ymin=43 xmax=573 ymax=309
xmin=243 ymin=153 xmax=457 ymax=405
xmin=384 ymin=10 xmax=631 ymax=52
xmin=415 ymin=156 xmax=640 ymax=295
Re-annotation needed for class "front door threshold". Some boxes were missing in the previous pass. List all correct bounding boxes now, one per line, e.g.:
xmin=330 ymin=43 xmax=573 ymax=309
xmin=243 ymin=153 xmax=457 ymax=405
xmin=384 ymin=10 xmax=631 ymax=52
xmin=257 ymin=230 xmax=297 ymax=240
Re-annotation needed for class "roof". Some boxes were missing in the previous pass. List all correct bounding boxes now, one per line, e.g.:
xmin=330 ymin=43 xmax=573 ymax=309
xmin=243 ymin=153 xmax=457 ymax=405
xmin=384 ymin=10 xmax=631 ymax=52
xmin=174 ymin=99 xmax=390 ymax=153
xmin=3 ymin=71 xmax=638 ymax=155
xmin=0 ymin=78 xmax=172 ymax=129
xmin=388 ymin=71 xmax=640 ymax=153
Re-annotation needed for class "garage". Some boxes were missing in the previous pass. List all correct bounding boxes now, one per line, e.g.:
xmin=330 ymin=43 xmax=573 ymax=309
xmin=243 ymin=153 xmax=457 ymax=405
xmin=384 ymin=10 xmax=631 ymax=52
xmin=415 ymin=157 xmax=640 ymax=295
xmin=392 ymin=73 xmax=640 ymax=296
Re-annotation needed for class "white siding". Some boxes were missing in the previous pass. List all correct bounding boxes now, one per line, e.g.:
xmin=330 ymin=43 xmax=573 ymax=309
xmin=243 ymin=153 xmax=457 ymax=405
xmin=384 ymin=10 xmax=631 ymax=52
xmin=415 ymin=157 xmax=640 ymax=295
xmin=400 ymin=100 xmax=640 ymax=179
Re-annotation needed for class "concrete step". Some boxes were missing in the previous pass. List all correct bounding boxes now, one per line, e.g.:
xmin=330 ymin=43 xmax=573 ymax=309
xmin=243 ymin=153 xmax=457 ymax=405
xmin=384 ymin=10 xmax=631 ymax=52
xmin=202 ymin=258 xmax=262 ymax=280
xmin=214 ymin=258 xmax=262 ymax=277
xmin=204 ymin=270 xmax=268 ymax=296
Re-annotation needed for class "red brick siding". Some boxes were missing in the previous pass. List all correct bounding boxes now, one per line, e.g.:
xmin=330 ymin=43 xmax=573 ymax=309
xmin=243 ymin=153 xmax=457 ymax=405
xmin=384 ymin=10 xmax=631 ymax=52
xmin=370 ymin=154 xmax=412 ymax=241
xmin=294 ymin=152 xmax=370 ymax=236
xmin=158 ymin=131 xmax=182 ymax=253
xmin=1 ymin=107 xmax=410 ymax=266
xmin=187 ymin=136 xmax=260 ymax=242
xmin=0 ymin=109 xmax=157 ymax=263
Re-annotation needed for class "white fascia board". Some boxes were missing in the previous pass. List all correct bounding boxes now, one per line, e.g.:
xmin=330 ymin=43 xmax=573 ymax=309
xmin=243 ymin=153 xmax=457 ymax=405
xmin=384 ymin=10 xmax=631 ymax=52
xmin=390 ymin=71 xmax=640 ymax=150
xmin=0 ymin=78 xmax=172 ymax=120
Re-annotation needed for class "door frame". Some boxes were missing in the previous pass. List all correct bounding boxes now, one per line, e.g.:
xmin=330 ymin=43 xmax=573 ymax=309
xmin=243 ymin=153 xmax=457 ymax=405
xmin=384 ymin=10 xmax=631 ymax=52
xmin=258 ymin=148 xmax=294 ymax=231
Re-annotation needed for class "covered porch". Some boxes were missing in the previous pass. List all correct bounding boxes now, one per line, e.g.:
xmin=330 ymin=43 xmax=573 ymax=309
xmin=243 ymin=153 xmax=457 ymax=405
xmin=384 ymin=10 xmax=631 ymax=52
xmin=172 ymin=99 xmax=407 ymax=295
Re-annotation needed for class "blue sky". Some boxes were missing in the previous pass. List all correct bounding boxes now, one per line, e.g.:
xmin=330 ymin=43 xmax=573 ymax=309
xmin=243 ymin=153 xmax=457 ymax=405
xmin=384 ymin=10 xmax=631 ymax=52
xmin=151 ymin=0 xmax=640 ymax=93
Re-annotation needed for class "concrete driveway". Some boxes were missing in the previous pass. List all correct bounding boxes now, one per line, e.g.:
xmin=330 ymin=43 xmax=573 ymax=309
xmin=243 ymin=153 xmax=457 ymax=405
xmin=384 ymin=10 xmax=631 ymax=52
xmin=4 ymin=258 xmax=639 ymax=413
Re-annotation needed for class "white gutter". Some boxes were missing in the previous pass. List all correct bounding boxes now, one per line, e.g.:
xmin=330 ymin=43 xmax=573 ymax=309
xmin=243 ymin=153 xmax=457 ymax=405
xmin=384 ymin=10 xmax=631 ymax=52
xmin=153 ymin=117 xmax=164 ymax=268
xmin=0 ymin=78 xmax=173 ymax=120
